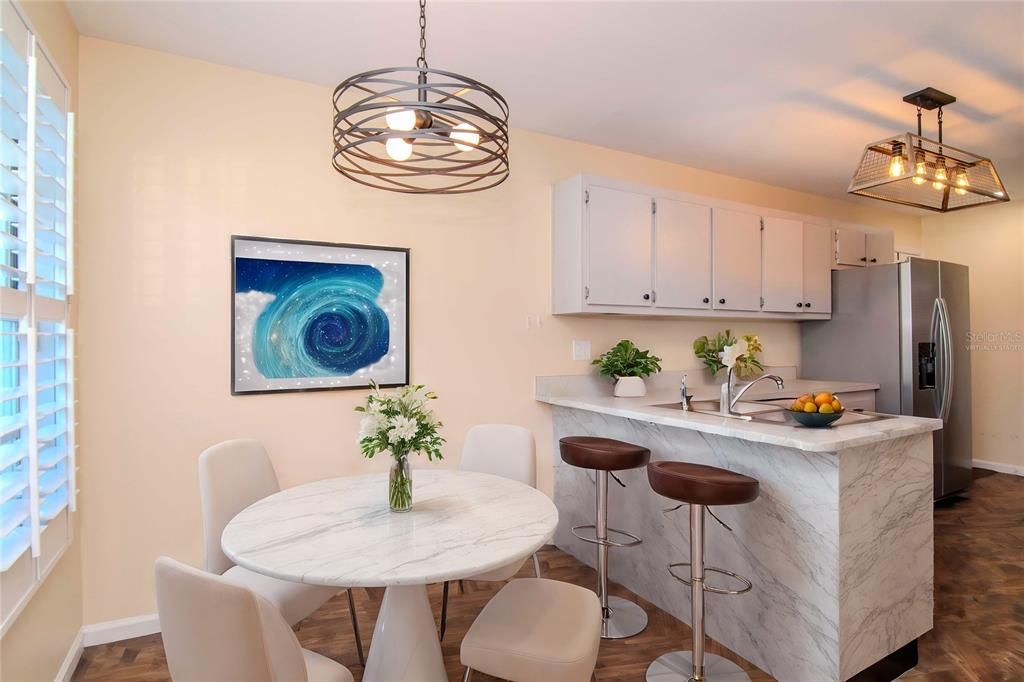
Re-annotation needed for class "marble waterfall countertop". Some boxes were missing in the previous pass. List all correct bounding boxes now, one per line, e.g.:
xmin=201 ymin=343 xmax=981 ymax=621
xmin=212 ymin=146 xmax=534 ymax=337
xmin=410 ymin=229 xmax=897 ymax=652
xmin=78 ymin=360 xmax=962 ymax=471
xmin=539 ymin=369 xmax=941 ymax=681
xmin=536 ymin=369 xmax=941 ymax=452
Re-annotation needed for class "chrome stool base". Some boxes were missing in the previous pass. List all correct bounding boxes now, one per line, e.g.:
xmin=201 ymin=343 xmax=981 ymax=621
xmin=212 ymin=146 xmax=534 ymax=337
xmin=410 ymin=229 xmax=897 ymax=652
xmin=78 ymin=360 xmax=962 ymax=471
xmin=645 ymin=652 xmax=751 ymax=682
xmin=601 ymin=595 xmax=648 ymax=639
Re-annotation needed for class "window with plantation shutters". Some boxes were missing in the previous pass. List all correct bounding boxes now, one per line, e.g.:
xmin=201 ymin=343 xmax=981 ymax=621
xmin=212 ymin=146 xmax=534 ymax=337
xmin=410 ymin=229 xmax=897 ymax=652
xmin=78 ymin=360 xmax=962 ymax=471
xmin=0 ymin=0 xmax=74 ymax=636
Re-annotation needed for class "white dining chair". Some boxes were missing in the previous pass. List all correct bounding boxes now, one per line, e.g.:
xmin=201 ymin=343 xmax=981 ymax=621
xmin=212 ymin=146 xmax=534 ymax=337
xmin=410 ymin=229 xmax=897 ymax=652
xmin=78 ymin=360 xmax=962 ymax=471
xmin=155 ymin=556 xmax=354 ymax=682
xmin=460 ymin=578 xmax=601 ymax=682
xmin=439 ymin=424 xmax=543 ymax=639
xmin=198 ymin=439 xmax=364 ymax=665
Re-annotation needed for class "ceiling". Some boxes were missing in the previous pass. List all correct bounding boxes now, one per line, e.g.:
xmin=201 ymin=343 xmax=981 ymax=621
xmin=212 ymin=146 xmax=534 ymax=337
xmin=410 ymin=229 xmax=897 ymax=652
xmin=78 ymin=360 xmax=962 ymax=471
xmin=68 ymin=1 xmax=1024 ymax=208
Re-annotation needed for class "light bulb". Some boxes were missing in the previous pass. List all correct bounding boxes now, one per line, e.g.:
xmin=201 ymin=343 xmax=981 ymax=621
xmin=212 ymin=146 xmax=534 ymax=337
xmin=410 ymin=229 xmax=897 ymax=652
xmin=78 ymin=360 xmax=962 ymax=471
xmin=888 ymin=155 xmax=905 ymax=177
xmin=450 ymin=122 xmax=479 ymax=152
xmin=932 ymin=181 xmax=945 ymax=191
xmin=953 ymin=167 xmax=969 ymax=196
xmin=912 ymin=176 xmax=927 ymax=185
xmin=385 ymin=108 xmax=417 ymax=132
xmin=385 ymin=137 xmax=413 ymax=161
xmin=934 ymin=160 xmax=948 ymax=183
xmin=914 ymin=150 xmax=927 ymax=177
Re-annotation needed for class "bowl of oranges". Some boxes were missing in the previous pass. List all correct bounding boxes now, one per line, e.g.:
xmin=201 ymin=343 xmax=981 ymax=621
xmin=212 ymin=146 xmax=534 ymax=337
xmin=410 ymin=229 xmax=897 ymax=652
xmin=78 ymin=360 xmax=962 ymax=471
xmin=788 ymin=392 xmax=845 ymax=427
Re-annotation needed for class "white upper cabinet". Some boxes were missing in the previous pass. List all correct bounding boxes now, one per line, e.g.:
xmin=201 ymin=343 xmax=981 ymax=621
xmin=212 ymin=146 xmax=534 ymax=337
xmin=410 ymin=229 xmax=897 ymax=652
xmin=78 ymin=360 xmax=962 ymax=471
xmin=761 ymin=217 xmax=804 ymax=313
xmin=865 ymin=231 xmax=894 ymax=266
xmin=835 ymin=226 xmax=867 ymax=266
xmin=585 ymin=185 xmax=653 ymax=307
xmin=654 ymin=199 xmax=712 ymax=310
xmin=712 ymin=208 xmax=762 ymax=312
xmin=550 ymin=174 xmax=877 ymax=320
xmin=802 ymin=223 xmax=833 ymax=314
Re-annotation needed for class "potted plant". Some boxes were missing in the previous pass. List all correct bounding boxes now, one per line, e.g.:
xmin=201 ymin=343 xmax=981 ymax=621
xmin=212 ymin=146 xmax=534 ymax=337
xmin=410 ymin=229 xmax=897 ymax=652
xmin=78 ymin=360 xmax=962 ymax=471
xmin=355 ymin=382 xmax=445 ymax=513
xmin=693 ymin=330 xmax=764 ymax=381
xmin=592 ymin=339 xmax=663 ymax=397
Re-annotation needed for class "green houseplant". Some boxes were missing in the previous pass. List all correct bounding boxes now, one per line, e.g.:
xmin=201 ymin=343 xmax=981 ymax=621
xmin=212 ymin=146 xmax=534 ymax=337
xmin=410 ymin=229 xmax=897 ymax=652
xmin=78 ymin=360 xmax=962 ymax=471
xmin=592 ymin=339 xmax=663 ymax=397
xmin=693 ymin=330 xmax=764 ymax=380
xmin=355 ymin=382 xmax=445 ymax=512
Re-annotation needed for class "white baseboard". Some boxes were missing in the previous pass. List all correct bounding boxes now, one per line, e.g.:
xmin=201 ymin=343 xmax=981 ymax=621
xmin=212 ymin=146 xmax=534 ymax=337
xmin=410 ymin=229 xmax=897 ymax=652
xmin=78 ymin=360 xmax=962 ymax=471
xmin=55 ymin=628 xmax=83 ymax=682
xmin=974 ymin=459 xmax=1024 ymax=477
xmin=81 ymin=613 xmax=160 ymax=647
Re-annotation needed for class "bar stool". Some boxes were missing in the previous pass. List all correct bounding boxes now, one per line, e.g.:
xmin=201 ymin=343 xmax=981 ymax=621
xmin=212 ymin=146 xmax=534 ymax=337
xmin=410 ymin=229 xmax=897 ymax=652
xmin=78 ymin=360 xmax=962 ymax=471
xmin=646 ymin=461 xmax=760 ymax=682
xmin=560 ymin=435 xmax=650 ymax=639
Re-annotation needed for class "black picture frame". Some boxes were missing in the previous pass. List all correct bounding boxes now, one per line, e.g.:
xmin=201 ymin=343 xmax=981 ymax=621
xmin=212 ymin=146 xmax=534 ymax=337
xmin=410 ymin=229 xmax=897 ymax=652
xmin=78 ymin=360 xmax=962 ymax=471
xmin=230 ymin=235 xmax=410 ymax=395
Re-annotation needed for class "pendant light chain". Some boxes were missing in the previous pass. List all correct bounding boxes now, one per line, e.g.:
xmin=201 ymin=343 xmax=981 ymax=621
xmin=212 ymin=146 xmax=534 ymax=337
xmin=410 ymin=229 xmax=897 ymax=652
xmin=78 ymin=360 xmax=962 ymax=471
xmin=417 ymin=0 xmax=428 ymax=69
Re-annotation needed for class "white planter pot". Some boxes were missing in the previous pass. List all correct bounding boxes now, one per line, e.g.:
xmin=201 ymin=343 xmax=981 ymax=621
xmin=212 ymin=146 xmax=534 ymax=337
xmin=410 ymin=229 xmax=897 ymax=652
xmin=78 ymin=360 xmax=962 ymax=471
xmin=613 ymin=376 xmax=647 ymax=397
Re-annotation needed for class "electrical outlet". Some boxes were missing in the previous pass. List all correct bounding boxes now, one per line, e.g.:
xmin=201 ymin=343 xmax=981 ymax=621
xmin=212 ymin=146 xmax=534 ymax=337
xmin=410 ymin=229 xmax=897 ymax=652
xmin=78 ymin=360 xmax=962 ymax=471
xmin=572 ymin=340 xmax=592 ymax=361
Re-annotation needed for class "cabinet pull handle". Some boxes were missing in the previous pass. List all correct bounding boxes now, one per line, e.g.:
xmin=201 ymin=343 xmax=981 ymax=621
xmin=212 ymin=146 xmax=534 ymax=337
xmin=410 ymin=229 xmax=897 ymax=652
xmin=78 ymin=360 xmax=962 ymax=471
xmin=702 ymin=297 xmax=710 ymax=304
xmin=642 ymin=293 xmax=651 ymax=301
xmin=797 ymin=302 xmax=803 ymax=307
xmin=719 ymin=298 xmax=726 ymax=305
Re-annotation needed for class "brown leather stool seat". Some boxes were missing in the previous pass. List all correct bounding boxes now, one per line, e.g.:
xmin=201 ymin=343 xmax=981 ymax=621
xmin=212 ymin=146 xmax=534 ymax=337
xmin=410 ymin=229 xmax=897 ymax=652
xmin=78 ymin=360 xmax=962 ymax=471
xmin=647 ymin=461 xmax=759 ymax=507
xmin=559 ymin=437 xmax=650 ymax=471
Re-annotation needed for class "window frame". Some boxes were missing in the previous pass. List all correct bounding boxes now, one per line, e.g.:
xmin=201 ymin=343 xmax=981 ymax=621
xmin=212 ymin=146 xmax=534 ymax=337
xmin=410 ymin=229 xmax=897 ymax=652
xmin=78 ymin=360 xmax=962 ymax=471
xmin=0 ymin=0 xmax=75 ymax=637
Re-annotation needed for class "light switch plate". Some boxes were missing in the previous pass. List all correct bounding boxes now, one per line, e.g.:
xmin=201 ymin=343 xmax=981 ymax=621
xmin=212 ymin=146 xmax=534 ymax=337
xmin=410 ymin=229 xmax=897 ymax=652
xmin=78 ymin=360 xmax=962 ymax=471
xmin=572 ymin=340 xmax=591 ymax=361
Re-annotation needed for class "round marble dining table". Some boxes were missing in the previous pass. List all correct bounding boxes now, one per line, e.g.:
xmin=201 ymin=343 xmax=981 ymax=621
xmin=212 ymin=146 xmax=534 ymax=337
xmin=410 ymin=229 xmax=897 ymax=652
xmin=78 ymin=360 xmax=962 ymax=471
xmin=221 ymin=469 xmax=559 ymax=682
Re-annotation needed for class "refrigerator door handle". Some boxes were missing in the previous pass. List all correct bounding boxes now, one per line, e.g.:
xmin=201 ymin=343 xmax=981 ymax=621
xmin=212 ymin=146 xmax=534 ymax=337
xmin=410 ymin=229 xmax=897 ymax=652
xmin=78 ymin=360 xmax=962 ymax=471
xmin=931 ymin=298 xmax=943 ymax=417
xmin=938 ymin=297 xmax=954 ymax=422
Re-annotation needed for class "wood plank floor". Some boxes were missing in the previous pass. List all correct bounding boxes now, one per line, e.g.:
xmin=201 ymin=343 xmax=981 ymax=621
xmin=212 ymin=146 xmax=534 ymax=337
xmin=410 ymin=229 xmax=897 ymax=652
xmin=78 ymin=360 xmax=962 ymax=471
xmin=72 ymin=470 xmax=1024 ymax=681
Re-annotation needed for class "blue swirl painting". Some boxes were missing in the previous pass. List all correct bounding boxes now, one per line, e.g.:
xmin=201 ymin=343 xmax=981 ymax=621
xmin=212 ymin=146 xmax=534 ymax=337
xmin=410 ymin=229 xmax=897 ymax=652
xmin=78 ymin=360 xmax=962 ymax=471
xmin=232 ymin=238 xmax=408 ymax=394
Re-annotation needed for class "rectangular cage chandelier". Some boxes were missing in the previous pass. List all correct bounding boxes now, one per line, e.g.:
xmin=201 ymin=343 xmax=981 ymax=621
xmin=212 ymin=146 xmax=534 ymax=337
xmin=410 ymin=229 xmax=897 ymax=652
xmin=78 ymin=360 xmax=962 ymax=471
xmin=849 ymin=87 xmax=1009 ymax=212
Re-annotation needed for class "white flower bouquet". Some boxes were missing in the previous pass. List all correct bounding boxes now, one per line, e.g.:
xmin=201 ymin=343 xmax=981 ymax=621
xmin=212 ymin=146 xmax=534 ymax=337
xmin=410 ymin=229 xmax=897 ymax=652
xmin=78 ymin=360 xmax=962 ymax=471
xmin=355 ymin=382 xmax=444 ymax=512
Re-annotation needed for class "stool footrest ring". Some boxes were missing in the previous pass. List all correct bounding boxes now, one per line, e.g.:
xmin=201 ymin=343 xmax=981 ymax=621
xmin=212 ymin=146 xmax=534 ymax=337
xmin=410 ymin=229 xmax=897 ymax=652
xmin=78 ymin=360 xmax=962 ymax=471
xmin=667 ymin=562 xmax=753 ymax=595
xmin=571 ymin=524 xmax=643 ymax=548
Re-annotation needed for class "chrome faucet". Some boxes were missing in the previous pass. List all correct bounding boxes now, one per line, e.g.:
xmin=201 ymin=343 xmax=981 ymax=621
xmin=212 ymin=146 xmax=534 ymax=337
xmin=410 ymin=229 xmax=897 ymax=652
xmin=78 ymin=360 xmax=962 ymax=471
xmin=719 ymin=368 xmax=784 ymax=417
xmin=680 ymin=373 xmax=689 ymax=411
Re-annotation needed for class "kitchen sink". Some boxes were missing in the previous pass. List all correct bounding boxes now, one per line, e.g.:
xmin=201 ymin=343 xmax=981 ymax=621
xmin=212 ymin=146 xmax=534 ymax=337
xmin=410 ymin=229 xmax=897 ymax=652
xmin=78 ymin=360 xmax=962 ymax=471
xmin=653 ymin=400 xmax=895 ymax=427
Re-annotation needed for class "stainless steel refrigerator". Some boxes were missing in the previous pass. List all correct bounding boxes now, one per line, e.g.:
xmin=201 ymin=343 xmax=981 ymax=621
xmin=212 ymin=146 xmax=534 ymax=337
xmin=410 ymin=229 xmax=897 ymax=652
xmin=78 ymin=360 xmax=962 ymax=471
xmin=802 ymin=258 xmax=972 ymax=499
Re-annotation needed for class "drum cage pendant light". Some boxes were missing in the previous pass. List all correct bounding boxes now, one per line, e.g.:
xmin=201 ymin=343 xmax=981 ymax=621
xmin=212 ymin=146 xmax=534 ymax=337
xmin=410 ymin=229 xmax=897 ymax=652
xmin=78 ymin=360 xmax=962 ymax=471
xmin=332 ymin=0 xmax=510 ymax=194
xmin=848 ymin=87 xmax=1009 ymax=212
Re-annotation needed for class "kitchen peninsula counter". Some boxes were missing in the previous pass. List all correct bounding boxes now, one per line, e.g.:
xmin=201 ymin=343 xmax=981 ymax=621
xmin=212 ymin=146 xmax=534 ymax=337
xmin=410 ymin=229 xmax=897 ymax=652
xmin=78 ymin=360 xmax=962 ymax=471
xmin=536 ymin=371 xmax=942 ymax=682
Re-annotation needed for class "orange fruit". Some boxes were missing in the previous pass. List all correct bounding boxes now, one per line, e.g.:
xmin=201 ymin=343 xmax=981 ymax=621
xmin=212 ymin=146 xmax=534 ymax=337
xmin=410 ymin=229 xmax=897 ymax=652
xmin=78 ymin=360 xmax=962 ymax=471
xmin=792 ymin=400 xmax=804 ymax=411
xmin=803 ymin=402 xmax=818 ymax=413
xmin=799 ymin=394 xmax=813 ymax=403
xmin=831 ymin=399 xmax=843 ymax=412
xmin=814 ymin=392 xmax=834 ymax=407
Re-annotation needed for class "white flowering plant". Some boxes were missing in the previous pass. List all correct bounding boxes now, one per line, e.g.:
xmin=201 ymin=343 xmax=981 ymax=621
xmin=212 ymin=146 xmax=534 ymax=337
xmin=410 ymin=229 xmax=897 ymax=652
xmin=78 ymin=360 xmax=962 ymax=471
xmin=354 ymin=382 xmax=445 ymax=462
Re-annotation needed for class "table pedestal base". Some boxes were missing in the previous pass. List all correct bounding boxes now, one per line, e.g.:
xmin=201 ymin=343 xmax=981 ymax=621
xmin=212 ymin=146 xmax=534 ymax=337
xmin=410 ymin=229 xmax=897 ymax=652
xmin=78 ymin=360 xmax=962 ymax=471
xmin=363 ymin=584 xmax=447 ymax=682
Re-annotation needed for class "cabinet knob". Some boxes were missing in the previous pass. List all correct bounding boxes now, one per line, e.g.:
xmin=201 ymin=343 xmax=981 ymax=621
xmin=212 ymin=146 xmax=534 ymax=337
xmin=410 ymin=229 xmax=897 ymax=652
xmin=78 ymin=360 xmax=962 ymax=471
xmin=870 ymin=258 xmax=878 ymax=263
xmin=860 ymin=257 xmax=867 ymax=262
xmin=642 ymin=293 xmax=650 ymax=301
xmin=702 ymin=297 xmax=710 ymax=304
xmin=797 ymin=302 xmax=803 ymax=308
xmin=805 ymin=302 xmax=812 ymax=308
xmin=719 ymin=298 xmax=726 ymax=305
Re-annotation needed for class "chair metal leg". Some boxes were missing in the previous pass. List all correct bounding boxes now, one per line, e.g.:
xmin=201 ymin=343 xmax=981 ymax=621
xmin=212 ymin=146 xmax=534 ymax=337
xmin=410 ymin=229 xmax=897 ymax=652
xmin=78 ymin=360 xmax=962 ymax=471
xmin=346 ymin=588 xmax=365 ymax=667
xmin=533 ymin=551 xmax=542 ymax=578
xmin=439 ymin=580 xmax=450 ymax=641
xmin=461 ymin=667 xmax=473 ymax=682
xmin=691 ymin=504 xmax=706 ymax=679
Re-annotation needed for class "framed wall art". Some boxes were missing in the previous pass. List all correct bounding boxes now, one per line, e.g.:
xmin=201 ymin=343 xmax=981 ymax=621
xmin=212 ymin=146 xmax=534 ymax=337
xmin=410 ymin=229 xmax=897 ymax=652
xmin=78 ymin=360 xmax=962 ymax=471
xmin=231 ymin=236 xmax=409 ymax=394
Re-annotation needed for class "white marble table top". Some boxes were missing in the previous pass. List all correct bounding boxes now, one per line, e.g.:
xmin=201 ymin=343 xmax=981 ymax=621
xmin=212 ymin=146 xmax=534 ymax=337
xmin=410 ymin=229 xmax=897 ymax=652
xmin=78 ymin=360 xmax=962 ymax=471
xmin=221 ymin=469 xmax=558 ymax=588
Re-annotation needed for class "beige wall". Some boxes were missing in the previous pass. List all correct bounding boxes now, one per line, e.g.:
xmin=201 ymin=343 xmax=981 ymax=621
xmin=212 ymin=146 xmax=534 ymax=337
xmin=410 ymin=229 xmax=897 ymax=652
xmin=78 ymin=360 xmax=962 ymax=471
xmin=0 ymin=2 xmax=81 ymax=681
xmin=922 ymin=201 xmax=1024 ymax=470
xmin=75 ymin=37 xmax=921 ymax=625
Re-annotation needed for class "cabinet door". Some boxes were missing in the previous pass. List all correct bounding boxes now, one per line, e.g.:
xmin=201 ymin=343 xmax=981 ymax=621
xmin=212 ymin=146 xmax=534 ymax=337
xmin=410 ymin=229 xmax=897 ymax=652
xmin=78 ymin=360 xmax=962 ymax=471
xmin=653 ymin=199 xmax=712 ymax=310
xmin=711 ymin=208 xmax=762 ymax=312
xmin=802 ymin=223 xmax=832 ymax=314
xmin=585 ymin=186 xmax=653 ymax=307
xmin=865 ymin=232 xmax=894 ymax=266
xmin=762 ymin=217 xmax=804 ymax=312
xmin=835 ymin=227 xmax=867 ymax=266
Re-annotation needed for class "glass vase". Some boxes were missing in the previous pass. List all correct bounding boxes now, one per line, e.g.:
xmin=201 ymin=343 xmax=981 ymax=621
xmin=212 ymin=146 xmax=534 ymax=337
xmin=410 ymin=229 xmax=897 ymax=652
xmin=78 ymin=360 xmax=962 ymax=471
xmin=389 ymin=456 xmax=413 ymax=513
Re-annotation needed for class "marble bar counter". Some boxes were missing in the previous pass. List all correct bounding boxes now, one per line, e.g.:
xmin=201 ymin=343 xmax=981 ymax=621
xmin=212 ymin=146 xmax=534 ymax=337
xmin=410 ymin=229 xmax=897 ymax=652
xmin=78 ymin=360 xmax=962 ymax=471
xmin=536 ymin=371 xmax=942 ymax=682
